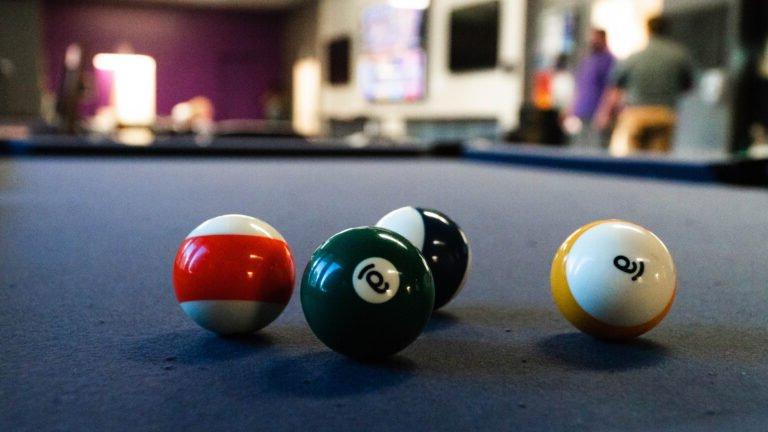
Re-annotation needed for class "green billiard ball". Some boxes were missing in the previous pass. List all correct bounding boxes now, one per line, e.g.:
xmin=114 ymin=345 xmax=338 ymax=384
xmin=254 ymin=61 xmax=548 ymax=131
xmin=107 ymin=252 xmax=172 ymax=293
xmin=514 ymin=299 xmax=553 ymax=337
xmin=301 ymin=227 xmax=435 ymax=359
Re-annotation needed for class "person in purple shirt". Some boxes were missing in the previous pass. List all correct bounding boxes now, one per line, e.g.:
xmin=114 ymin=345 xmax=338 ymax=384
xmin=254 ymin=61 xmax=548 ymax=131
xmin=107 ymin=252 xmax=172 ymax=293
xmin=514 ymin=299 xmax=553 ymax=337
xmin=567 ymin=29 xmax=615 ymax=147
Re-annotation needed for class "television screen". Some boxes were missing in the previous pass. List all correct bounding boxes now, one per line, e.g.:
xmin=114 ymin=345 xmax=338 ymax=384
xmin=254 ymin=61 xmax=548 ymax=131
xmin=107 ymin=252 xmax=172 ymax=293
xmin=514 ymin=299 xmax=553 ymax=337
xmin=449 ymin=1 xmax=499 ymax=72
xmin=327 ymin=37 xmax=351 ymax=85
xmin=358 ymin=5 xmax=427 ymax=102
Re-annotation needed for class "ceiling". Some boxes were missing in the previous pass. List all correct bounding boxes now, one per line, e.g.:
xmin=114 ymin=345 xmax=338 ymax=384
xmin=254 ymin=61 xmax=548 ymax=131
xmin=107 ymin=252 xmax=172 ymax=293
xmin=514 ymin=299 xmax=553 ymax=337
xmin=111 ymin=0 xmax=309 ymax=10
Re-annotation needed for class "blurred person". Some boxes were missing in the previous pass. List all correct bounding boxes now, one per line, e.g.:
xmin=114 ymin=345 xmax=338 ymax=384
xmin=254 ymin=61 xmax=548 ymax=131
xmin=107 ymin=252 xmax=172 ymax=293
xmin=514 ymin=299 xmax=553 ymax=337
xmin=566 ymin=29 xmax=615 ymax=147
xmin=171 ymin=96 xmax=214 ymax=134
xmin=551 ymin=53 xmax=575 ymax=112
xmin=733 ymin=1 xmax=768 ymax=153
xmin=533 ymin=53 xmax=573 ymax=112
xmin=262 ymin=82 xmax=288 ymax=121
xmin=56 ymin=43 xmax=87 ymax=134
xmin=0 ymin=58 xmax=13 ymax=114
xmin=523 ymin=55 xmax=570 ymax=145
xmin=532 ymin=66 xmax=553 ymax=110
xmin=596 ymin=17 xmax=695 ymax=155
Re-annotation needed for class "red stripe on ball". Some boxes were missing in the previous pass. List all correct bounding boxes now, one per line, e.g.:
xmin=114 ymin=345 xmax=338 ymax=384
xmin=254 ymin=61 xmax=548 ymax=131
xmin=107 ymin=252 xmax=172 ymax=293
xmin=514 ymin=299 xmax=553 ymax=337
xmin=173 ymin=234 xmax=294 ymax=304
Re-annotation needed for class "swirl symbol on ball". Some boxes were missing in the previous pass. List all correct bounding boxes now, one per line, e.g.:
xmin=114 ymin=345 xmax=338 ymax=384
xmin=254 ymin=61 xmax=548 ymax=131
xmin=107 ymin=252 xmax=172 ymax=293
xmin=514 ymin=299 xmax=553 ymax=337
xmin=352 ymin=257 xmax=400 ymax=303
xmin=613 ymin=255 xmax=645 ymax=281
xmin=357 ymin=263 xmax=389 ymax=293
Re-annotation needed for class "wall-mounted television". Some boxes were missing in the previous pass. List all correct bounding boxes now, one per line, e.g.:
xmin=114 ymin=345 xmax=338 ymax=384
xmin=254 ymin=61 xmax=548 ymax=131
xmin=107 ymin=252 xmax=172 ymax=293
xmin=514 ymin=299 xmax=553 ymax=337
xmin=358 ymin=4 xmax=427 ymax=103
xmin=449 ymin=1 xmax=499 ymax=72
xmin=327 ymin=37 xmax=351 ymax=85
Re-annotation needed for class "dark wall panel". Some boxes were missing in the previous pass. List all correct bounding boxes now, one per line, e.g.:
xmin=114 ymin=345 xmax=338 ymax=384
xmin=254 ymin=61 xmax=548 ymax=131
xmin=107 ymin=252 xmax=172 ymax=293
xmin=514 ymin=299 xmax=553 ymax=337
xmin=0 ymin=0 xmax=43 ymax=118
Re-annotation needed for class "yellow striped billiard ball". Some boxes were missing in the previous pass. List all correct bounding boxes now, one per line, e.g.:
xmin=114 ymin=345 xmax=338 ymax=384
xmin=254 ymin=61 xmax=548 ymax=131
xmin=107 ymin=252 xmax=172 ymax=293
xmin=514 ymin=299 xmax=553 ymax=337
xmin=550 ymin=220 xmax=677 ymax=340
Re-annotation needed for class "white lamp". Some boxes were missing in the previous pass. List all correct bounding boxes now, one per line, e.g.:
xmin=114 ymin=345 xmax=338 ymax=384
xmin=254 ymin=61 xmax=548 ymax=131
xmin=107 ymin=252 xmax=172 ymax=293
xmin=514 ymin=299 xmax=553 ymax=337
xmin=93 ymin=53 xmax=156 ymax=127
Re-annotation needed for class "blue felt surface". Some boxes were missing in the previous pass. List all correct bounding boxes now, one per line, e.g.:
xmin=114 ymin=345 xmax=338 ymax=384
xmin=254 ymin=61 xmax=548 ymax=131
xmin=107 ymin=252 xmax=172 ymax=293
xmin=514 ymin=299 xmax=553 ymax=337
xmin=1 ymin=157 xmax=768 ymax=431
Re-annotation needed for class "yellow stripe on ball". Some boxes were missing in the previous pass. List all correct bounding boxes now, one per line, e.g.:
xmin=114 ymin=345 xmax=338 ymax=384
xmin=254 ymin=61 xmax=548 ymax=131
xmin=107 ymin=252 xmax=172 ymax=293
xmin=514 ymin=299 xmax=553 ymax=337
xmin=550 ymin=219 xmax=676 ymax=340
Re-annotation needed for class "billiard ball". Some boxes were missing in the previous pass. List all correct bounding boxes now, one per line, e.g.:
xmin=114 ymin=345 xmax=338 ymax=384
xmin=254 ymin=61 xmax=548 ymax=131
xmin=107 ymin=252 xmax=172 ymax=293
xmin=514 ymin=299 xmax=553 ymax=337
xmin=550 ymin=219 xmax=676 ymax=340
xmin=300 ymin=227 xmax=434 ymax=358
xmin=376 ymin=207 xmax=471 ymax=309
xmin=172 ymin=214 xmax=295 ymax=335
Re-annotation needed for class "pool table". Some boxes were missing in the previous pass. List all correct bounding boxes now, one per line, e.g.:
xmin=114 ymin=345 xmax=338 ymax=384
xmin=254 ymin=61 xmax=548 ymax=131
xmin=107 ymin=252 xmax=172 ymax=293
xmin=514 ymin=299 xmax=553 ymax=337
xmin=2 ymin=152 xmax=767 ymax=431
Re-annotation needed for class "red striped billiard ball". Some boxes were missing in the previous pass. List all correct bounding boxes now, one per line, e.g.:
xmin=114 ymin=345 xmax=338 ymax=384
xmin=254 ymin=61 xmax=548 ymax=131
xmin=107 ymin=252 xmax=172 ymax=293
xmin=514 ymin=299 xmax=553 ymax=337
xmin=172 ymin=214 xmax=295 ymax=335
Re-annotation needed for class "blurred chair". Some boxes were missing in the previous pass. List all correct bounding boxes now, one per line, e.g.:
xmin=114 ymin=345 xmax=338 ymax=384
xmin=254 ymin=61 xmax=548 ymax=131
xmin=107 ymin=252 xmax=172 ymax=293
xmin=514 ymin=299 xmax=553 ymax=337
xmin=505 ymin=104 xmax=566 ymax=145
xmin=609 ymin=106 xmax=676 ymax=156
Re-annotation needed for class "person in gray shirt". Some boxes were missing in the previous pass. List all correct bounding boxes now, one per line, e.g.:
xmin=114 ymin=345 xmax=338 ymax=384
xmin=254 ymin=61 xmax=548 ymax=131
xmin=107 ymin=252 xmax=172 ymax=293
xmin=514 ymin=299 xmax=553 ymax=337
xmin=596 ymin=17 xmax=695 ymax=155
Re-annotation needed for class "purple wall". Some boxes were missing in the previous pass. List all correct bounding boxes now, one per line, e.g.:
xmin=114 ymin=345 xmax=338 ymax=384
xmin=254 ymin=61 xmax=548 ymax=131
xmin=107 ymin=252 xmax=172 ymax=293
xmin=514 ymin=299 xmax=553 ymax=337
xmin=42 ymin=1 xmax=286 ymax=119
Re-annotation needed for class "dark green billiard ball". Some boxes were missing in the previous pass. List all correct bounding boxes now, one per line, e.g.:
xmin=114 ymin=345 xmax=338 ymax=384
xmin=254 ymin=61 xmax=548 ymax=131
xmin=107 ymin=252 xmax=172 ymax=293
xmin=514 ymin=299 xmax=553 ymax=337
xmin=300 ymin=227 xmax=435 ymax=359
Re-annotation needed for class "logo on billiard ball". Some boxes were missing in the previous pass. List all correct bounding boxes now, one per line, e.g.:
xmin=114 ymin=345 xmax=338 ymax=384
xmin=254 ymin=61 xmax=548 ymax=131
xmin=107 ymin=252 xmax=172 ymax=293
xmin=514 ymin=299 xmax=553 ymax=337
xmin=613 ymin=255 xmax=645 ymax=281
xmin=352 ymin=257 xmax=400 ymax=303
